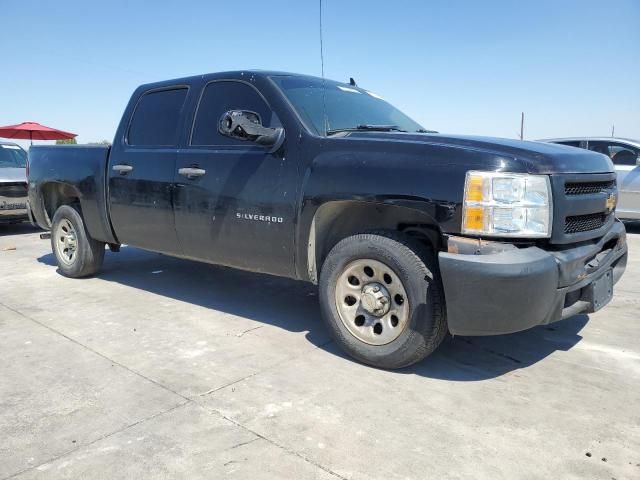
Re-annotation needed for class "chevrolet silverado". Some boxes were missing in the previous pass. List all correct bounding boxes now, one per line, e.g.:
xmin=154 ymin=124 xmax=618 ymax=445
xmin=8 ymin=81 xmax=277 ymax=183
xmin=27 ymin=71 xmax=628 ymax=368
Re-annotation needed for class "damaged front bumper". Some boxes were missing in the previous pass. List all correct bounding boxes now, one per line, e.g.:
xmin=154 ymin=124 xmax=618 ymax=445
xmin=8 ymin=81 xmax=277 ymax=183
xmin=438 ymin=220 xmax=628 ymax=336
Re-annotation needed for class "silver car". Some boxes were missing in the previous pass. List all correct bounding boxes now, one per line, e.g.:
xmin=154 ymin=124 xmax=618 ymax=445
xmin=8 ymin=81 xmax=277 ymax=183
xmin=543 ymin=137 xmax=640 ymax=220
xmin=0 ymin=141 xmax=29 ymax=223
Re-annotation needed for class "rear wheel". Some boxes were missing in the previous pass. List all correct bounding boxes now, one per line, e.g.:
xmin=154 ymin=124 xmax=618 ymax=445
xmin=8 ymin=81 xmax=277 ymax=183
xmin=51 ymin=205 xmax=105 ymax=278
xmin=319 ymin=231 xmax=446 ymax=369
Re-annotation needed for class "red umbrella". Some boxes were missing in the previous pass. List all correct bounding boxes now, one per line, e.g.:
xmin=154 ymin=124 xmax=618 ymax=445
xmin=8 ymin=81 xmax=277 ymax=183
xmin=0 ymin=121 xmax=77 ymax=145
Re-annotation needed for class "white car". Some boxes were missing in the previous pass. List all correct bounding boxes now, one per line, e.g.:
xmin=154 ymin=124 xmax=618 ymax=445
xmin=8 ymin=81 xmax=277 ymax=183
xmin=543 ymin=137 xmax=640 ymax=220
xmin=0 ymin=141 xmax=28 ymax=223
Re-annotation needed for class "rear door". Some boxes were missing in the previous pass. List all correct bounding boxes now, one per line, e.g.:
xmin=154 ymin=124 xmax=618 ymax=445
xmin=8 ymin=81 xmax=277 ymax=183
xmin=108 ymin=86 xmax=189 ymax=254
xmin=173 ymin=79 xmax=297 ymax=276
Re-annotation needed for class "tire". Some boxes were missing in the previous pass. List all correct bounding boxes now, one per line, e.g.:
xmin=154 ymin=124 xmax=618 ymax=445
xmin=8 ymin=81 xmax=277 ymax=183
xmin=50 ymin=204 xmax=105 ymax=278
xmin=319 ymin=231 xmax=447 ymax=369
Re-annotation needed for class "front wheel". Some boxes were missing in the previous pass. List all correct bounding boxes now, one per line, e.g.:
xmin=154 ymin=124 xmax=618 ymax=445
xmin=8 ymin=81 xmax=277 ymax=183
xmin=51 ymin=204 xmax=105 ymax=278
xmin=319 ymin=231 xmax=447 ymax=369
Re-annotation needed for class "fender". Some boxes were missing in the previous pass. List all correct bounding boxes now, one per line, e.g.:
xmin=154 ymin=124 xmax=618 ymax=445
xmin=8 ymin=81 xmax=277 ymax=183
xmin=294 ymin=148 xmax=467 ymax=282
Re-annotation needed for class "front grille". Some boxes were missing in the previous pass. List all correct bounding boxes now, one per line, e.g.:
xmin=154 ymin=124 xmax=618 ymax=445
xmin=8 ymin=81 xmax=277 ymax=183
xmin=565 ymin=213 xmax=608 ymax=234
xmin=565 ymin=180 xmax=616 ymax=196
xmin=551 ymin=173 xmax=616 ymax=243
xmin=0 ymin=183 xmax=27 ymax=196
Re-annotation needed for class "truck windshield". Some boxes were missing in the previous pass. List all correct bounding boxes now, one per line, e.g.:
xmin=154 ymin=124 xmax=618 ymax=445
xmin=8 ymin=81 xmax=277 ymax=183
xmin=0 ymin=145 xmax=27 ymax=168
xmin=271 ymin=76 xmax=425 ymax=136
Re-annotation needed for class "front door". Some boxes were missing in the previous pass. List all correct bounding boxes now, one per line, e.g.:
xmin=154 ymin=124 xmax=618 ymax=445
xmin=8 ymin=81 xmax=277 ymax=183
xmin=588 ymin=140 xmax=640 ymax=219
xmin=108 ymin=87 xmax=188 ymax=254
xmin=173 ymin=80 xmax=298 ymax=277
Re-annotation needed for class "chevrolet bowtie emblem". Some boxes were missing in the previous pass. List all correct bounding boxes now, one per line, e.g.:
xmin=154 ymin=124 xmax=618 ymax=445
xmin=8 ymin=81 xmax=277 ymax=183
xmin=605 ymin=193 xmax=617 ymax=213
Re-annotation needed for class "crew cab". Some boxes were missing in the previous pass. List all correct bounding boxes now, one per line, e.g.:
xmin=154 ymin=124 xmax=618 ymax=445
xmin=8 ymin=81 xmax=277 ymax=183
xmin=27 ymin=71 xmax=628 ymax=368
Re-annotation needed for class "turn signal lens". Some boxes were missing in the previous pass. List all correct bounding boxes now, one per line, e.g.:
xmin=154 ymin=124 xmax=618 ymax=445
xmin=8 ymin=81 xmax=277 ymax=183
xmin=462 ymin=206 xmax=485 ymax=232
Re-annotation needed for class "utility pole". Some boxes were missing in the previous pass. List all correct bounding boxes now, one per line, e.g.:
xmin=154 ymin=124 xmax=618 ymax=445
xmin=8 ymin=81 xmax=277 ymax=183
xmin=520 ymin=112 xmax=524 ymax=140
xmin=611 ymin=124 xmax=615 ymax=137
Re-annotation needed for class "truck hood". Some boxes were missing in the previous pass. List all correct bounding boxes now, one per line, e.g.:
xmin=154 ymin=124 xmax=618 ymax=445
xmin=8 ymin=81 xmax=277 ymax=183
xmin=0 ymin=167 xmax=27 ymax=183
xmin=342 ymin=132 xmax=614 ymax=174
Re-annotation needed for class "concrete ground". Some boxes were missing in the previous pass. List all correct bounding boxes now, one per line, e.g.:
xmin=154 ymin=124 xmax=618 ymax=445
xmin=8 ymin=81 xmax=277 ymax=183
xmin=1 ymin=223 xmax=639 ymax=480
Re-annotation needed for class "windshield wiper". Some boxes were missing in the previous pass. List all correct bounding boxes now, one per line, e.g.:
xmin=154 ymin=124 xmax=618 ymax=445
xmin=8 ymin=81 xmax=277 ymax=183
xmin=326 ymin=124 xmax=407 ymax=135
xmin=416 ymin=128 xmax=438 ymax=133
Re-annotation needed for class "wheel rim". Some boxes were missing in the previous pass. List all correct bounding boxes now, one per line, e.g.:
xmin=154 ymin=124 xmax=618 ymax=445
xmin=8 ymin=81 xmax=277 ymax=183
xmin=54 ymin=219 xmax=78 ymax=266
xmin=335 ymin=259 xmax=410 ymax=345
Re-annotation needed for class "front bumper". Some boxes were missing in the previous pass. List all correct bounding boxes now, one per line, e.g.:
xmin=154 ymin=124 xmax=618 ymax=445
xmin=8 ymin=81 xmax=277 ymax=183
xmin=438 ymin=220 xmax=628 ymax=336
xmin=0 ymin=189 xmax=28 ymax=223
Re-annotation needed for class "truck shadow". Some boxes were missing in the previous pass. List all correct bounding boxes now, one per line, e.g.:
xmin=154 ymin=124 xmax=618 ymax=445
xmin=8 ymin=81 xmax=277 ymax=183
xmin=38 ymin=247 xmax=587 ymax=382
xmin=399 ymin=315 xmax=587 ymax=380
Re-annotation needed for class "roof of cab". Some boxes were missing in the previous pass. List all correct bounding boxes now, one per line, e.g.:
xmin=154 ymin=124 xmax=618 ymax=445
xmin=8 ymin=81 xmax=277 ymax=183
xmin=136 ymin=70 xmax=329 ymax=91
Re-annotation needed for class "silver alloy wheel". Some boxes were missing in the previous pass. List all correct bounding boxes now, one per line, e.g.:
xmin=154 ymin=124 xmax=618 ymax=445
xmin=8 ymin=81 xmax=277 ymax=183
xmin=335 ymin=258 xmax=410 ymax=345
xmin=54 ymin=218 xmax=78 ymax=266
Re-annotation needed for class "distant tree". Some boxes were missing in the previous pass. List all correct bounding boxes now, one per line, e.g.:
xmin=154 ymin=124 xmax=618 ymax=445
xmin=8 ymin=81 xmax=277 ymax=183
xmin=87 ymin=140 xmax=112 ymax=146
xmin=56 ymin=138 xmax=77 ymax=145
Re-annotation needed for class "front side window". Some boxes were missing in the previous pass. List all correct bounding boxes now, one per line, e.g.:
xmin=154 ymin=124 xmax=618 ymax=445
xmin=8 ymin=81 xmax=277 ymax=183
xmin=271 ymin=75 xmax=425 ymax=135
xmin=128 ymin=88 xmax=188 ymax=146
xmin=608 ymin=142 xmax=639 ymax=166
xmin=191 ymin=81 xmax=278 ymax=146
xmin=0 ymin=144 xmax=27 ymax=168
xmin=588 ymin=141 xmax=639 ymax=166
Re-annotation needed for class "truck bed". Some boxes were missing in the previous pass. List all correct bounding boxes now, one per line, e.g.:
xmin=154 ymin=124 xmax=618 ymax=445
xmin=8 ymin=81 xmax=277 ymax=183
xmin=28 ymin=145 xmax=116 ymax=244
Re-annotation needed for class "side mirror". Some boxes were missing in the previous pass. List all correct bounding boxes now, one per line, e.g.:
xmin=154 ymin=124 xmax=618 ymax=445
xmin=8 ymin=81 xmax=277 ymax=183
xmin=218 ymin=110 xmax=285 ymax=153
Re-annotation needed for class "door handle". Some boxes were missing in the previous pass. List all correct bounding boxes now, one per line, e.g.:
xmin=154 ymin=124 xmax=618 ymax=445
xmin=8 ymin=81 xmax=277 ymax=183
xmin=112 ymin=164 xmax=133 ymax=174
xmin=178 ymin=167 xmax=206 ymax=179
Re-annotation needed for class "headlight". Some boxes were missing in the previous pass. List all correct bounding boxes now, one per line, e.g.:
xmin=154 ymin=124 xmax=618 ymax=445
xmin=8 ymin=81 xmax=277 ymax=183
xmin=462 ymin=171 xmax=552 ymax=238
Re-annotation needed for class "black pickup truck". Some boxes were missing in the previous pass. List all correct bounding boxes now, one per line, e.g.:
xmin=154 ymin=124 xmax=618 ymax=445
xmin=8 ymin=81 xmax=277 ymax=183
xmin=28 ymin=71 xmax=628 ymax=368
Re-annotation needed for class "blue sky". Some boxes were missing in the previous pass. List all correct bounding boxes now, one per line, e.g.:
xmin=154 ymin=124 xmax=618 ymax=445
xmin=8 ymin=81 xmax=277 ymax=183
xmin=1 ymin=0 xmax=638 ymax=148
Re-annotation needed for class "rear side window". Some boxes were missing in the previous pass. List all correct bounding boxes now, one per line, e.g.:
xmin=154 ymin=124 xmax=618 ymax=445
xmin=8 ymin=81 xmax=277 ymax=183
xmin=191 ymin=81 xmax=277 ymax=146
xmin=587 ymin=141 xmax=610 ymax=156
xmin=128 ymin=88 xmax=188 ymax=146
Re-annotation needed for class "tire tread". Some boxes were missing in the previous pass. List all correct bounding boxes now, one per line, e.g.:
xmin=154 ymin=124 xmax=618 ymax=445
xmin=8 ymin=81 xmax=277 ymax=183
xmin=50 ymin=204 xmax=105 ymax=278
xmin=319 ymin=229 xmax=447 ymax=369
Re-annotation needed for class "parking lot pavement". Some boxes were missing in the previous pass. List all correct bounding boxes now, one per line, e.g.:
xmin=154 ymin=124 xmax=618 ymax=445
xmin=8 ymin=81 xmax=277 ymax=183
xmin=1 ymin=223 xmax=639 ymax=480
